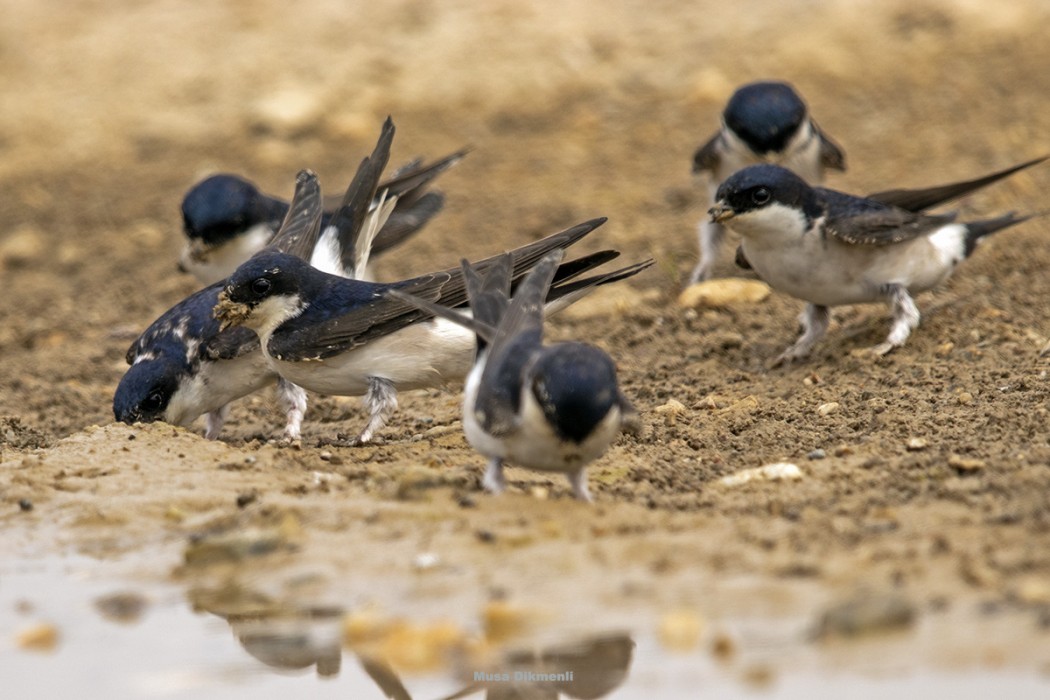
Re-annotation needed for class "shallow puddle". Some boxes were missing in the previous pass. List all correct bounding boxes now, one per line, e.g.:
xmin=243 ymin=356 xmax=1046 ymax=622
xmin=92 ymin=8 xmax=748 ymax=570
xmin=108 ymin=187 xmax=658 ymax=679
xmin=4 ymin=553 xmax=1048 ymax=699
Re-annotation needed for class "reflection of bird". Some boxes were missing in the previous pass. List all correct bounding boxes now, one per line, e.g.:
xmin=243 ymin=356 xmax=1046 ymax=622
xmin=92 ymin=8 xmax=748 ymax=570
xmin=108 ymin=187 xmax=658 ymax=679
xmin=688 ymin=80 xmax=845 ymax=283
xmin=231 ymin=614 xmax=344 ymax=678
xmin=390 ymin=253 xmax=646 ymax=501
xmin=114 ymin=119 xmax=402 ymax=439
xmin=215 ymin=209 xmax=651 ymax=446
xmin=179 ymin=147 xmax=465 ymax=285
xmin=709 ymin=157 xmax=1045 ymax=364
xmin=442 ymin=633 xmax=635 ymax=700
xmin=191 ymin=583 xmax=415 ymax=695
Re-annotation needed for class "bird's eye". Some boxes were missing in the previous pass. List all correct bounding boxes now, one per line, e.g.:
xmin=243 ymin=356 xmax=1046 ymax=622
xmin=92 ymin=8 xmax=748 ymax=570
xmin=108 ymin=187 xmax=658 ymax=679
xmin=751 ymin=187 xmax=772 ymax=205
xmin=250 ymin=278 xmax=272 ymax=296
xmin=142 ymin=391 xmax=164 ymax=412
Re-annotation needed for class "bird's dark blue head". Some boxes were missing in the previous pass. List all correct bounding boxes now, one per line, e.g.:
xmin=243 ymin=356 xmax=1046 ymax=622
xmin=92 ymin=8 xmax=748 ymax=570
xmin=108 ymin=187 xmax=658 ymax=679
xmin=182 ymin=174 xmax=285 ymax=246
xmin=530 ymin=343 xmax=621 ymax=444
xmin=712 ymin=164 xmax=821 ymax=221
xmin=220 ymin=251 xmax=314 ymax=307
xmin=723 ymin=81 xmax=807 ymax=155
xmin=113 ymin=356 xmax=185 ymax=426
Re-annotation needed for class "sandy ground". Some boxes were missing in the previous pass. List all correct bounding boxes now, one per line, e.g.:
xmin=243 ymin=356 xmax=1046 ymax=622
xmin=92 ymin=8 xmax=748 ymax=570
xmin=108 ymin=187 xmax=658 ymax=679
xmin=3 ymin=0 xmax=1050 ymax=691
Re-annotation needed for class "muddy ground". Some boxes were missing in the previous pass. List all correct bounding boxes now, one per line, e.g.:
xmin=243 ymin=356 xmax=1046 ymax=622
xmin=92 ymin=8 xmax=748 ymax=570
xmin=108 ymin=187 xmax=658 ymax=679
xmin=2 ymin=0 xmax=1050 ymax=690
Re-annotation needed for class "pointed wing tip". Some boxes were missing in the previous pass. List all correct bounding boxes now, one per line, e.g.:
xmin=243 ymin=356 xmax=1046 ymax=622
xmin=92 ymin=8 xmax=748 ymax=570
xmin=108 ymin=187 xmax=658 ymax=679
xmin=577 ymin=216 xmax=609 ymax=233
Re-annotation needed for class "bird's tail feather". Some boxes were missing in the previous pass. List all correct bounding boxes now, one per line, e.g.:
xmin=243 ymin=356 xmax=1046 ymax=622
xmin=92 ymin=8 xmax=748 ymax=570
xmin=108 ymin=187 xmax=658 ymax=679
xmin=964 ymin=212 xmax=1032 ymax=257
xmin=370 ymin=192 xmax=445 ymax=257
xmin=544 ymin=259 xmax=655 ymax=313
xmin=354 ymin=190 xmax=399 ymax=279
xmin=379 ymin=148 xmax=469 ymax=203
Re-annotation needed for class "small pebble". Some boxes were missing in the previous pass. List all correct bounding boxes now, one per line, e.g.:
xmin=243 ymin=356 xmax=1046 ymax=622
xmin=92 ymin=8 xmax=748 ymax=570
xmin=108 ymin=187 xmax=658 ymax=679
xmin=1014 ymin=577 xmax=1050 ymax=605
xmin=948 ymin=455 xmax=985 ymax=473
xmin=957 ymin=391 xmax=974 ymax=405
xmin=413 ymin=552 xmax=439 ymax=571
xmin=906 ymin=437 xmax=928 ymax=451
xmin=807 ymin=449 xmax=826 ymax=460
xmin=677 ymin=279 xmax=771 ymax=308
xmin=18 ymin=499 xmax=33 ymax=512
xmin=235 ymin=491 xmax=258 ymax=508
xmin=720 ymin=462 xmax=802 ymax=487
xmin=654 ymin=399 xmax=688 ymax=426
xmin=250 ymin=87 xmax=324 ymax=136
xmin=816 ymin=402 xmax=840 ymax=417
xmin=0 ymin=225 xmax=45 ymax=267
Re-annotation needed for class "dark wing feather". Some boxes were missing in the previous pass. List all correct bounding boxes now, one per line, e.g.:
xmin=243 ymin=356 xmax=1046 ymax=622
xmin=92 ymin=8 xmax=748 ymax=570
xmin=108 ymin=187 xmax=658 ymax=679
xmin=370 ymin=192 xmax=444 ymax=256
xmin=324 ymin=118 xmax=396 ymax=274
xmin=378 ymin=148 xmax=469 ymax=204
xmin=267 ymin=218 xmax=608 ymax=361
xmin=267 ymin=272 xmax=453 ymax=361
xmin=817 ymin=188 xmax=957 ymax=246
xmin=814 ymin=122 xmax=846 ymax=171
xmin=548 ymin=250 xmax=620 ymax=285
xmin=544 ymin=258 xmax=654 ymax=304
xmin=866 ymin=156 xmax=1047 ymax=212
xmin=384 ymin=289 xmax=497 ymax=343
xmin=474 ymin=252 xmax=563 ymax=436
xmin=127 ymin=282 xmax=260 ymax=364
xmin=266 ymin=170 xmax=323 ymax=261
xmin=384 ymin=251 xmax=653 ymax=346
xmin=825 ymin=207 xmax=957 ymax=246
xmin=202 ymin=326 xmax=261 ymax=360
xmin=692 ymin=132 xmax=722 ymax=173
xmin=464 ymin=255 xmax=512 ymax=332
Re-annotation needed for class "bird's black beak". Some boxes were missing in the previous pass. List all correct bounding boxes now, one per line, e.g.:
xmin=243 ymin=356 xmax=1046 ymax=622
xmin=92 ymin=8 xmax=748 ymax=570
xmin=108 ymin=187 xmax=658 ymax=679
xmin=709 ymin=202 xmax=735 ymax=223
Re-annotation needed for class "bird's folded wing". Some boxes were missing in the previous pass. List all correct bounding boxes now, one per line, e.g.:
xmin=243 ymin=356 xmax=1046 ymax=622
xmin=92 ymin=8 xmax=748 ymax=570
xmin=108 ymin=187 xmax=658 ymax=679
xmin=825 ymin=208 xmax=957 ymax=246
xmin=474 ymin=252 xmax=562 ymax=435
xmin=268 ymin=218 xmax=608 ymax=361
xmin=814 ymin=122 xmax=847 ymax=171
xmin=691 ymin=132 xmax=722 ymax=173
xmin=265 ymin=170 xmax=324 ymax=262
xmin=202 ymin=326 xmax=262 ymax=360
xmin=267 ymin=271 xmax=455 ymax=361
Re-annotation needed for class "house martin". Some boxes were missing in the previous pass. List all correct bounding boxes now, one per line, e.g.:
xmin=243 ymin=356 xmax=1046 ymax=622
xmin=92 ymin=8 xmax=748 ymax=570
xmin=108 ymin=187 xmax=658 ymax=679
xmin=179 ymin=146 xmax=466 ymax=285
xmin=388 ymin=251 xmax=641 ymax=502
xmin=214 ymin=215 xmax=653 ymax=447
xmin=709 ymin=157 xmax=1046 ymax=364
xmin=114 ymin=119 xmax=404 ymax=439
xmin=688 ymin=80 xmax=845 ymax=283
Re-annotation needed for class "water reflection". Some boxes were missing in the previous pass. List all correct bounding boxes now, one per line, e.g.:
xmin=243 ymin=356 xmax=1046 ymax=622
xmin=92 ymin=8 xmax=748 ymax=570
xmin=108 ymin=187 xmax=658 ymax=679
xmin=189 ymin=584 xmax=346 ymax=678
xmin=192 ymin=583 xmax=633 ymax=699
xmin=444 ymin=633 xmax=634 ymax=700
